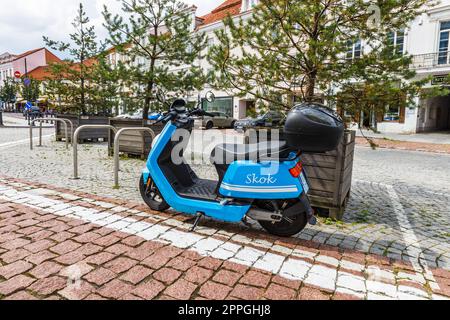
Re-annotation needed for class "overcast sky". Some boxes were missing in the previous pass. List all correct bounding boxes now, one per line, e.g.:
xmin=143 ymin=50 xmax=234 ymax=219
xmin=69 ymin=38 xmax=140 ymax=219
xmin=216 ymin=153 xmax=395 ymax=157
xmin=0 ymin=0 xmax=219 ymax=57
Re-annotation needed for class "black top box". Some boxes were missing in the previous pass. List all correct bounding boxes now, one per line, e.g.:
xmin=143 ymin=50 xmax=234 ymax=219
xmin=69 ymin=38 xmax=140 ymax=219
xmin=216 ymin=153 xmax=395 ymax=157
xmin=284 ymin=103 xmax=344 ymax=153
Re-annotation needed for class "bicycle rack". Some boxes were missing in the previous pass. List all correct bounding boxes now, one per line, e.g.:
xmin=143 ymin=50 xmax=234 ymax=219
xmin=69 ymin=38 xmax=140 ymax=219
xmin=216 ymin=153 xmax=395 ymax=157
xmin=30 ymin=118 xmax=71 ymax=150
xmin=113 ymin=127 xmax=156 ymax=188
xmin=58 ymin=118 xmax=74 ymax=143
xmin=73 ymin=125 xmax=118 ymax=180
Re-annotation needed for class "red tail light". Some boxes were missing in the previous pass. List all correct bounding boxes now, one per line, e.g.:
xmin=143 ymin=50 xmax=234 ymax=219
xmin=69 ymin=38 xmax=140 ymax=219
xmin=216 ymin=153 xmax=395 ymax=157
xmin=289 ymin=162 xmax=303 ymax=178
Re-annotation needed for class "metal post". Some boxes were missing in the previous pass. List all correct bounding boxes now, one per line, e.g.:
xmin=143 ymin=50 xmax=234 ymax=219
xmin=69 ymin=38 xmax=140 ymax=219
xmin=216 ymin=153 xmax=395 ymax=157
xmin=30 ymin=118 xmax=68 ymax=150
xmin=113 ymin=128 xmax=155 ymax=188
xmin=30 ymin=123 xmax=32 ymax=150
xmin=73 ymin=125 xmax=118 ymax=180
xmin=39 ymin=121 xmax=43 ymax=147
xmin=63 ymin=119 xmax=74 ymax=144
xmin=0 ymin=110 xmax=3 ymax=126
xmin=56 ymin=118 xmax=74 ymax=144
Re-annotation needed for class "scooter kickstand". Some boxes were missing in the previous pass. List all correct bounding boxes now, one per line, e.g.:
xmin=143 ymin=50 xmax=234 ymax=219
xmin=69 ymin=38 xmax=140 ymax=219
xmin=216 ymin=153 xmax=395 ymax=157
xmin=190 ymin=212 xmax=204 ymax=232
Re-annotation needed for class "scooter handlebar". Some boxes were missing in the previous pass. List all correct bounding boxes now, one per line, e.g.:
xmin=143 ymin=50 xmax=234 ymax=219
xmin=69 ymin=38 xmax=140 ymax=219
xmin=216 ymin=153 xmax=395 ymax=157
xmin=153 ymin=111 xmax=177 ymax=125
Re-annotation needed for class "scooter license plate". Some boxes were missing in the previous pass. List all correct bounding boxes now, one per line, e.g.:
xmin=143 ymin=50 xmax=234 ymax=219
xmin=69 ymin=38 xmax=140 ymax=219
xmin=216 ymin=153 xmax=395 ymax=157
xmin=300 ymin=172 xmax=310 ymax=194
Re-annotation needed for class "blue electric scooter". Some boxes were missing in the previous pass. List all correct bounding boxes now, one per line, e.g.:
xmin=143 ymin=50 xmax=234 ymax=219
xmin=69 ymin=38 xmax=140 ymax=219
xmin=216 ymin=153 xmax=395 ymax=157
xmin=140 ymin=95 xmax=344 ymax=237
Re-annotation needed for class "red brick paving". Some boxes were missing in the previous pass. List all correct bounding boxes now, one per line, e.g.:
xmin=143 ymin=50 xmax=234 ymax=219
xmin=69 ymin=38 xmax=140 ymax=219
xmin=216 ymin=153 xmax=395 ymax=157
xmin=120 ymin=265 xmax=154 ymax=285
xmin=0 ymin=179 xmax=449 ymax=300
xmin=198 ymin=281 xmax=232 ymax=300
xmin=213 ymin=269 xmax=242 ymax=286
xmin=297 ymin=286 xmax=331 ymax=300
xmin=240 ymin=270 xmax=272 ymax=288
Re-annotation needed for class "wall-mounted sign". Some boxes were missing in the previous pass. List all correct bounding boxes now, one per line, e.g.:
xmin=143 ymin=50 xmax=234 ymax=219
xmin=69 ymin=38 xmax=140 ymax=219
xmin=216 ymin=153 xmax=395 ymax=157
xmin=431 ymin=74 xmax=449 ymax=86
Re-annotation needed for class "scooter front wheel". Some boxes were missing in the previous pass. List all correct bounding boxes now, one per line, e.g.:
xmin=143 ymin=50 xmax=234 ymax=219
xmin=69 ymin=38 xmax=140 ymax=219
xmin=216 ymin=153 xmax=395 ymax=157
xmin=139 ymin=175 xmax=170 ymax=212
xmin=256 ymin=200 xmax=308 ymax=237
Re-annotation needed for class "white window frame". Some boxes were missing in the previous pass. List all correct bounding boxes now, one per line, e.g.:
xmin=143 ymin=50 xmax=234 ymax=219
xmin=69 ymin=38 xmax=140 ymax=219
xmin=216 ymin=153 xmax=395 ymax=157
xmin=346 ymin=39 xmax=363 ymax=60
xmin=388 ymin=30 xmax=405 ymax=55
xmin=438 ymin=20 xmax=450 ymax=65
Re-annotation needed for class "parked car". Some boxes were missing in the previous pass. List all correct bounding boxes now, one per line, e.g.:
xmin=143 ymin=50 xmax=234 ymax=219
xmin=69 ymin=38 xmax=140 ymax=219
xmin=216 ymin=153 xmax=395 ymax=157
xmin=116 ymin=110 xmax=163 ymax=121
xmin=234 ymin=111 xmax=286 ymax=132
xmin=23 ymin=105 xmax=43 ymax=121
xmin=195 ymin=112 xmax=237 ymax=130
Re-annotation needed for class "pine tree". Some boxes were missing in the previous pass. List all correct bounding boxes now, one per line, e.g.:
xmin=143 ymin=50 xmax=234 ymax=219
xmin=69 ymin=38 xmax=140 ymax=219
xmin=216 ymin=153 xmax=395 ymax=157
xmin=0 ymin=78 xmax=18 ymax=110
xmin=89 ymin=53 xmax=125 ymax=116
xmin=44 ymin=3 xmax=100 ymax=115
xmin=208 ymin=0 xmax=435 ymax=124
xmin=103 ymin=0 xmax=207 ymax=120
xmin=20 ymin=78 xmax=41 ymax=103
xmin=44 ymin=62 xmax=71 ymax=112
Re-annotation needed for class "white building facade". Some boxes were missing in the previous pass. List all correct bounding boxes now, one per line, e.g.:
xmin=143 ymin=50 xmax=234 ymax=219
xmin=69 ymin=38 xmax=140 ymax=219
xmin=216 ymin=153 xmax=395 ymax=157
xmin=195 ymin=0 xmax=450 ymax=133
xmin=104 ymin=0 xmax=450 ymax=133
xmin=405 ymin=1 xmax=450 ymax=133
xmin=0 ymin=52 xmax=16 ymax=89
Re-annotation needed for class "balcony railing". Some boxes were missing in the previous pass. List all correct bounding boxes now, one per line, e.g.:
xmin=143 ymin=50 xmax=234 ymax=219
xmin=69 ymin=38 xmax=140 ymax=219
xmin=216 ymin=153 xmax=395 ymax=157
xmin=411 ymin=52 xmax=450 ymax=69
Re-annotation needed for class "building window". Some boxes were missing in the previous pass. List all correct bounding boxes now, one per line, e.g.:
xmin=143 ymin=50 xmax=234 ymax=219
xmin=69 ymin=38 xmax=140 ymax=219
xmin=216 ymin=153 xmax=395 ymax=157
xmin=202 ymin=96 xmax=234 ymax=117
xmin=438 ymin=21 xmax=450 ymax=65
xmin=346 ymin=39 xmax=362 ymax=60
xmin=383 ymin=105 xmax=400 ymax=121
xmin=388 ymin=30 xmax=405 ymax=55
xmin=242 ymin=0 xmax=258 ymax=12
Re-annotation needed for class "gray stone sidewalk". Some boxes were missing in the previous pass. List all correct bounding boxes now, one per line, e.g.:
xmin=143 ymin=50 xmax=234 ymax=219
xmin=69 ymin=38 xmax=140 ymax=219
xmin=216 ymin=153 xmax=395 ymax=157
xmin=356 ymin=128 xmax=450 ymax=145
xmin=0 ymin=113 xmax=54 ymax=128
xmin=0 ymin=129 xmax=449 ymax=270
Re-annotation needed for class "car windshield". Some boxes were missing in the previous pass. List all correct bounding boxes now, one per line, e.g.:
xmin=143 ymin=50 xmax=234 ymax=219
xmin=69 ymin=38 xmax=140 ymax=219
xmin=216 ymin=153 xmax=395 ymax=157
xmin=258 ymin=112 xmax=276 ymax=120
xmin=257 ymin=114 xmax=266 ymax=120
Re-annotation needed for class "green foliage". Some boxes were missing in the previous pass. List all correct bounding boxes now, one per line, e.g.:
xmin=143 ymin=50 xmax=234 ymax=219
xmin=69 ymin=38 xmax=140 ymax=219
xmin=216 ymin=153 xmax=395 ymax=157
xmin=0 ymin=78 xmax=18 ymax=103
xmin=103 ymin=0 xmax=207 ymax=119
xmin=89 ymin=53 xmax=125 ymax=116
xmin=20 ymin=78 xmax=41 ymax=102
xmin=43 ymin=3 xmax=102 ymax=115
xmin=44 ymin=62 xmax=72 ymax=112
xmin=208 ymin=0 xmax=435 ymax=121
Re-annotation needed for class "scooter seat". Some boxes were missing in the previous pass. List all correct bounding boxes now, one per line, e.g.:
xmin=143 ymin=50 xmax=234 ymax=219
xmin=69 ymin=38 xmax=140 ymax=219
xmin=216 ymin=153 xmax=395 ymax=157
xmin=210 ymin=141 xmax=292 ymax=165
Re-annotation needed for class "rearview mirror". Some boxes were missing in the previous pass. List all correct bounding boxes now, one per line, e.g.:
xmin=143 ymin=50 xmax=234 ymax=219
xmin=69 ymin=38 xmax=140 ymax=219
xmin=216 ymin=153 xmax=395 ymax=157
xmin=205 ymin=91 xmax=215 ymax=103
xmin=156 ymin=89 xmax=166 ymax=104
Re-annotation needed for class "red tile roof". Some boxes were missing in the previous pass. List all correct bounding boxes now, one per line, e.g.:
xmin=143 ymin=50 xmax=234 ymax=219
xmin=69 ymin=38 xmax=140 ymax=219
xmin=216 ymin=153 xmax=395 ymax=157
xmin=45 ymin=50 xmax=62 ymax=64
xmin=27 ymin=56 xmax=93 ymax=81
xmin=13 ymin=48 xmax=45 ymax=61
xmin=27 ymin=66 xmax=53 ymax=81
xmin=200 ymin=0 xmax=242 ymax=26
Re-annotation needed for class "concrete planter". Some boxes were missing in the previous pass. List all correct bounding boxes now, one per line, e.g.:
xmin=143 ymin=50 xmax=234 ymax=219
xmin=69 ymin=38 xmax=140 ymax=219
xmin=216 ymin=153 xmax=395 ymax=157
xmin=56 ymin=114 xmax=110 ymax=143
xmin=108 ymin=118 xmax=165 ymax=159
xmin=245 ymin=129 xmax=356 ymax=220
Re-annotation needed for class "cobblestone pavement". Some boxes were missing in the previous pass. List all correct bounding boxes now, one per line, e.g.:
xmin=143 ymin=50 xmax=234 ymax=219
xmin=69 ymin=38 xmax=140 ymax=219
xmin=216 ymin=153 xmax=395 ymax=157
xmin=0 ymin=179 xmax=449 ymax=300
xmin=0 ymin=127 xmax=449 ymax=273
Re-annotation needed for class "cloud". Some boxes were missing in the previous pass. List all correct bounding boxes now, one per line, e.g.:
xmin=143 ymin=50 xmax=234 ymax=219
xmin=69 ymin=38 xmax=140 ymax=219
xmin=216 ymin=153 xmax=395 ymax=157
xmin=0 ymin=0 xmax=220 ymax=57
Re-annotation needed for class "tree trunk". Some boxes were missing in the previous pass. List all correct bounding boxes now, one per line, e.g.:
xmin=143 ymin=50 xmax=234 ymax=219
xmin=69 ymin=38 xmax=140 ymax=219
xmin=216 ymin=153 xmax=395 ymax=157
xmin=305 ymin=71 xmax=317 ymax=102
xmin=80 ymin=78 xmax=86 ymax=115
xmin=143 ymin=81 xmax=154 ymax=121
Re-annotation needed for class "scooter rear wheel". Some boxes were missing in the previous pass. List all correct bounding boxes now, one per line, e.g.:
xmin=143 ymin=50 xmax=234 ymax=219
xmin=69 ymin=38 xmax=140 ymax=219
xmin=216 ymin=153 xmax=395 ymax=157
xmin=139 ymin=175 xmax=170 ymax=212
xmin=256 ymin=200 xmax=308 ymax=237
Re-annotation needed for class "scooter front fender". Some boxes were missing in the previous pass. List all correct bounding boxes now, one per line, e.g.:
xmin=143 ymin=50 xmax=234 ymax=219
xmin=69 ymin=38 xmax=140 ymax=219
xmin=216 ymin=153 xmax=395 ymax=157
xmin=143 ymin=123 xmax=251 ymax=223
